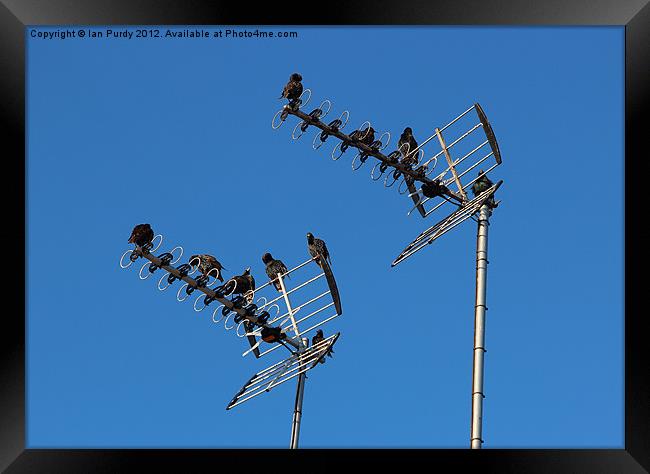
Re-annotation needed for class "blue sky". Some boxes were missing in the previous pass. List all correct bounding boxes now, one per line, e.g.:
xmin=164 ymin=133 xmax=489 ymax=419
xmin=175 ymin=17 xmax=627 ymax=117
xmin=26 ymin=26 xmax=623 ymax=448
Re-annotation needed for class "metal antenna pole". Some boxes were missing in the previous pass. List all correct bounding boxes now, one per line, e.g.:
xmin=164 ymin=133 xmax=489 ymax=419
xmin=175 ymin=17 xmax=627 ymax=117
xmin=290 ymin=337 xmax=309 ymax=449
xmin=276 ymin=96 xmax=504 ymax=448
xmin=470 ymin=203 xmax=491 ymax=449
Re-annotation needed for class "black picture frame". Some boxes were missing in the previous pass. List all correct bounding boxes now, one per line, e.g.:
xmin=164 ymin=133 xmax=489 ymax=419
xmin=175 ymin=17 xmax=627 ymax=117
xmin=3 ymin=1 xmax=647 ymax=472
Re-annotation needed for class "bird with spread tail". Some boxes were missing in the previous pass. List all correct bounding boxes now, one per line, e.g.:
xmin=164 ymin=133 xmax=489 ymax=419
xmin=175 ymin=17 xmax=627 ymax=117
xmin=189 ymin=254 xmax=225 ymax=282
xmin=128 ymin=224 xmax=154 ymax=247
xmin=262 ymin=252 xmax=289 ymax=292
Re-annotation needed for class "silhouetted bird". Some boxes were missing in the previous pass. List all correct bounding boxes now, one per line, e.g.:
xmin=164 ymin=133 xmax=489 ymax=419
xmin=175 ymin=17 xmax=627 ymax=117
xmin=349 ymin=126 xmax=375 ymax=146
xmin=398 ymin=127 xmax=419 ymax=167
xmin=226 ymin=267 xmax=255 ymax=295
xmin=312 ymin=329 xmax=324 ymax=346
xmin=190 ymin=254 xmax=224 ymax=282
xmin=471 ymin=170 xmax=493 ymax=195
xmin=261 ymin=326 xmax=286 ymax=344
xmin=311 ymin=329 xmax=334 ymax=364
xmin=280 ymin=73 xmax=303 ymax=101
xmin=262 ymin=252 xmax=288 ymax=291
xmin=363 ymin=126 xmax=376 ymax=146
xmin=128 ymin=224 xmax=154 ymax=247
xmin=421 ymin=178 xmax=450 ymax=199
xmin=471 ymin=170 xmax=498 ymax=208
xmin=307 ymin=232 xmax=331 ymax=269
xmin=306 ymin=233 xmax=342 ymax=314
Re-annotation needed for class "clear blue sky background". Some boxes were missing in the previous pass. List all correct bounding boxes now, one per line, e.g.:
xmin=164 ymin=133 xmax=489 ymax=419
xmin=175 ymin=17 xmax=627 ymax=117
xmin=26 ymin=26 xmax=623 ymax=448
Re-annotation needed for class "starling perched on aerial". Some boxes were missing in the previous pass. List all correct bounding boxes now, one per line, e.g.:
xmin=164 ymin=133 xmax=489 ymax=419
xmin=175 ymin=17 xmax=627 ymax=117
xmin=226 ymin=267 xmax=256 ymax=295
xmin=398 ymin=127 xmax=419 ymax=167
xmin=471 ymin=170 xmax=498 ymax=208
xmin=262 ymin=252 xmax=289 ymax=292
xmin=421 ymin=178 xmax=451 ymax=199
xmin=349 ymin=126 xmax=375 ymax=146
xmin=189 ymin=254 xmax=225 ymax=282
xmin=128 ymin=224 xmax=154 ymax=247
xmin=312 ymin=329 xmax=324 ymax=346
xmin=306 ymin=232 xmax=331 ymax=269
xmin=280 ymin=73 xmax=303 ymax=102
xmin=305 ymin=234 xmax=342 ymax=315
xmin=261 ymin=326 xmax=286 ymax=344
xmin=471 ymin=170 xmax=493 ymax=195
xmin=311 ymin=329 xmax=334 ymax=364
xmin=362 ymin=126 xmax=376 ymax=146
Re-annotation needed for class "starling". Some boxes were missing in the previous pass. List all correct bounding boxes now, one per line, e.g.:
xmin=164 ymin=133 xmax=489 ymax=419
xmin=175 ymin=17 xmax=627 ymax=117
xmin=261 ymin=326 xmax=286 ymax=344
xmin=471 ymin=170 xmax=498 ymax=208
xmin=189 ymin=254 xmax=224 ymax=282
xmin=242 ymin=320 xmax=260 ymax=358
xmin=226 ymin=267 xmax=256 ymax=295
xmin=280 ymin=73 xmax=303 ymax=101
xmin=262 ymin=252 xmax=289 ymax=292
xmin=471 ymin=170 xmax=494 ymax=195
xmin=350 ymin=126 xmax=375 ymax=146
xmin=398 ymin=127 xmax=419 ymax=167
xmin=306 ymin=232 xmax=331 ymax=269
xmin=305 ymin=234 xmax=342 ymax=315
xmin=421 ymin=179 xmax=450 ymax=199
xmin=311 ymin=329 xmax=334 ymax=364
xmin=128 ymin=223 xmax=154 ymax=247
xmin=312 ymin=329 xmax=324 ymax=346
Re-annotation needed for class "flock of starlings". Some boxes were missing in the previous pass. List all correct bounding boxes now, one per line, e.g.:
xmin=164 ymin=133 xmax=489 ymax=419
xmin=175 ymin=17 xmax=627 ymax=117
xmin=127 ymin=73 xmax=496 ymax=356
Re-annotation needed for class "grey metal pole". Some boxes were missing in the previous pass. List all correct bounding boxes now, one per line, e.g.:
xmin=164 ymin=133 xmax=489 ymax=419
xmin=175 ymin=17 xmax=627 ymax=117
xmin=290 ymin=338 xmax=309 ymax=449
xmin=470 ymin=204 xmax=491 ymax=449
